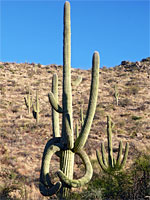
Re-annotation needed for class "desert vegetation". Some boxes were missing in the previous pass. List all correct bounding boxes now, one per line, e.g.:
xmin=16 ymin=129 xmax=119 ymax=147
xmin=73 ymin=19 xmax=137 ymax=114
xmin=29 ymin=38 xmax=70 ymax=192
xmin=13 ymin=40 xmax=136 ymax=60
xmin=0 ymin=1 xmax=150 ymax=200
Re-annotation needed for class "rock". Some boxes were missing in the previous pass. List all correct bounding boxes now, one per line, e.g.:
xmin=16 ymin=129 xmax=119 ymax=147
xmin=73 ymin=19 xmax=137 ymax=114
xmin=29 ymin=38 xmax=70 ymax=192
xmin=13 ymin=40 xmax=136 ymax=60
xmin=136 ymin=132 xmax=143 ymax=139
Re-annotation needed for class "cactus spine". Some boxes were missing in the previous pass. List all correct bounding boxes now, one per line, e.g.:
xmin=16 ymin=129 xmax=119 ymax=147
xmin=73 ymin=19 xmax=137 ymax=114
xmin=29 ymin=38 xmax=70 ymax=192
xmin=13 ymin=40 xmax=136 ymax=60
xmin=33 ymin=90 xmax=40 ymax=124
xmin=24 ymin=88 xmax=32 ymax=114
xmin=96 ymin=116 xmax=129 ymax=173
xmin=39 ymin=1 xmax=100 ymax=199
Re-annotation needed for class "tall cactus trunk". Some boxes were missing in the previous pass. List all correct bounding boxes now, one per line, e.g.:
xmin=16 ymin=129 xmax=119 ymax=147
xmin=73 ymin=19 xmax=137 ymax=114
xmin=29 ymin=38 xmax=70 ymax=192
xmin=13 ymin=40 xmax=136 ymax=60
xmin=60 ymin=150 xmax=74 ymax=198
xmin=60 ymin=2 xmax=74 ymax=198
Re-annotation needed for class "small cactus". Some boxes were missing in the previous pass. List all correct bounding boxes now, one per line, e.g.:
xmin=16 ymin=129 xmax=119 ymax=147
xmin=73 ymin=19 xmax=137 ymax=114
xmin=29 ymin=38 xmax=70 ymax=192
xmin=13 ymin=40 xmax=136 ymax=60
xmin=33 ymin=90 xmax=40 ymax=124
xmin=114 ymin=85 xmax=119 ymax=106
xmin=24 ymin=88 xmax=32 ymax=114
xmin=96 ymin=116 xmax=129 ymax=173
xmin=72 ymin=76 xmax=82 ymax=86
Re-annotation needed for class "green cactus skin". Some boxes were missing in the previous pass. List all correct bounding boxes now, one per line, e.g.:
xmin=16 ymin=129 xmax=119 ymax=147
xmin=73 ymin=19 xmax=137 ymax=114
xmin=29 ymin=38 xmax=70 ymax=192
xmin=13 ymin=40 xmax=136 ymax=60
xmin=80 ymin=103 xmax=84 ymax=127
xmin=50 ymin=73 xmax=60 ymax=137
xmin=75 ymin=120 xmax=79 ymax=139
xmin=96 ymin=116 xmax=129 ymax=173
xmin=114 ymin=85 xmax=119 ymax=106
xmin=24 ymin=88 xmax=32 ymax=114
xmin=74 ymin=51 xmax=99 ymax=151
xmin=33 ymin=90 xmax=40 ymax=124
xmin=39 ymin=1 xmax=100 ymax=199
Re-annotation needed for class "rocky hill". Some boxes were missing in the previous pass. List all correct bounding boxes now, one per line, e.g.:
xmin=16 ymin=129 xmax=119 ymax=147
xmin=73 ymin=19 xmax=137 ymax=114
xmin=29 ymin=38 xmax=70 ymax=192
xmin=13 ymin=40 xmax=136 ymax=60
xmin=0 ymin=57 xmax=150 ymax=199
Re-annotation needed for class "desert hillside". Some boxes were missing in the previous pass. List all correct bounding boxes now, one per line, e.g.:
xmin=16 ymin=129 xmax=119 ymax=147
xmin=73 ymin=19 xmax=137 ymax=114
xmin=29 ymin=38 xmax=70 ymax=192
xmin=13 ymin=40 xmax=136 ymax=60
xmin=0 ymin=57 xmax=150 ymax=199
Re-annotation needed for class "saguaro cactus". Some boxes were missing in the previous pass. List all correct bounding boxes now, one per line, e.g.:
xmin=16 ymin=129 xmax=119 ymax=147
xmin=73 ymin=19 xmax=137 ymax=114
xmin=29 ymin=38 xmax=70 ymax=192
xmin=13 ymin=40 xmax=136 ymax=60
xmin=39 ymin=1 xmax=100 ymax=199
xmin=96 ymin=116 xmax=129 ymax=173
xmin=24 ymin=88 xmax=32 ymax=114
xmin=33 ymin=90 xmax=40 ymax=124
xmin=114 ymin=85 xmax=119 ymax=106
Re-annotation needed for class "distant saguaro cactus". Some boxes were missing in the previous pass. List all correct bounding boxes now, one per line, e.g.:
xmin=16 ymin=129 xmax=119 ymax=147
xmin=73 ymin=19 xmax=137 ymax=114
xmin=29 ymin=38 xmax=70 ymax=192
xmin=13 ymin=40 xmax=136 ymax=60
xmin=114 ymin=85 xmax=119 ymax=106
xmin=24 ymin=88 xmax=32 ymax=114
xmin=33 ymin=90 xmax=40 ymax=124
xmin=39 ymin=1 xmax=100 ymax=199
xmin=96 ymin=116 xmax=129 ymax=173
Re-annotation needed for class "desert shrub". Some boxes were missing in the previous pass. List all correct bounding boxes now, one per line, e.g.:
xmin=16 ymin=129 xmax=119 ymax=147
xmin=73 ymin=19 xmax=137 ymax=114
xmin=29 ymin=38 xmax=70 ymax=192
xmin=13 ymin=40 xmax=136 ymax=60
xmin=127 ymin=85 xmax=140 ymax=95
xmin=0 ymin=65 xmax=4 ymax=69
xmin=132 ymin=115 xmax=142 ymax=120
xmin=120 ymin=98 xmax=132 ymax=107
xmin=127 ymin=154 xmax=150 ymax=199
xmin=69 ymin=154 xmax=150 ymax=200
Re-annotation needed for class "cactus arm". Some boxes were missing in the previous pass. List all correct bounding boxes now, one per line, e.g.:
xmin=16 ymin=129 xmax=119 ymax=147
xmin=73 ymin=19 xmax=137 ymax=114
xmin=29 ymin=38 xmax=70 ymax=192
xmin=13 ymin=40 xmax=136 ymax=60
xmin=101 ymin=143 xmax=108 ymax=167
xmin=80 ymin=104 xmax=84 ymax=127
xmin=120 ymin=142 xmax=129 ymax=169
xmin=107 ymin=115 xmax=114 ymax=168
xmin=48 ymin=92 xmax=63 ymax=113
xmin=96 ymin=150 xmax=108 ymax=172
xmin=116 ymin=141 xmax=123 ymax=167
xmin=74 ymin=51 xmax=100 ymax=151
xmin=40 ymin=138 xmax=63 ymax=196
xmin=57 ymin=149 xmax=93 ymax=187
xmin=75 ymin=120 xmax=79 ymax=139
xmin=39 ymin=181 xmax=61 ymax=196
xmin=24 ymin=89 xmax=32 ymax=114
xmin=52 ymin=74 xmax=60 ymax=137
xmin=72 ymin=76 xmax=82 ymax=86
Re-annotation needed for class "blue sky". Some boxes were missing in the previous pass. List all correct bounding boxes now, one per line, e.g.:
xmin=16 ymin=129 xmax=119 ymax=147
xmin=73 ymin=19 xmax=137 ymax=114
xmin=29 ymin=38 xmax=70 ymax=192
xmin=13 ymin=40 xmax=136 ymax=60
xmin=0 ymin=0 xmax=149 ymax=69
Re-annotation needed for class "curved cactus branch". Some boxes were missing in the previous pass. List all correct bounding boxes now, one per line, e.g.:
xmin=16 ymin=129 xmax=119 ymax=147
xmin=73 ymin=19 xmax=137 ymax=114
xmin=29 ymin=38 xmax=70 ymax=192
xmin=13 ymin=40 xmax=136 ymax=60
xmin=39 ymin=181 xmax=62 ymax=197
xmin=48 ymin=92 xmax=63 ymax=113
xmin=40 ymin=138 xmax=63 ymax=196
xmin=96 ymin=149 xmax=108 ymax=172
xmin=74 ymin=51 xmax=100 ymax=151
xmin=57 ymin=149 xmax=93 ymax=187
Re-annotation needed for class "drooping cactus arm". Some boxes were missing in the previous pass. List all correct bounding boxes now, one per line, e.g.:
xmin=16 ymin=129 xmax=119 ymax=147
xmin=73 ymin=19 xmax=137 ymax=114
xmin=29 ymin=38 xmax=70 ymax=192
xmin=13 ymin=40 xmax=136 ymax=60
xmin=74 ymin=51 xmax=99 ymax=151
xmin=39 ymin=181 xmax=61 ymax=197
xmin=120 ymin=142 xmax=129 ymax=169
xmin=40 ymin=138 xmax=63 ymax=196
xmin=48 ymin=92 xmax=63 ymax=113
xmin=57 ymin=149 xmax=93 ymax=187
